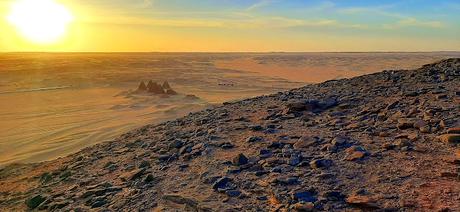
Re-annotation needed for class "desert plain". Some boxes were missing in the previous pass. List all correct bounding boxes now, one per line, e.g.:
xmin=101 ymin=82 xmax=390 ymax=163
xmin=1 ymin=52 xmax=459 ymax=166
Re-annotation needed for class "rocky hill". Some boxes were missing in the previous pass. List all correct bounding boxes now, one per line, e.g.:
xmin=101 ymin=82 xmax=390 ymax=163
xmin=0 ymin=59 xmax=459 ymax=211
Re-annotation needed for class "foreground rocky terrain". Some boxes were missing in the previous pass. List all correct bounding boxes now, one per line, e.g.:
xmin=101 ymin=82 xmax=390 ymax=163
xmin=1 ymin=59 xmax=459 ymax=211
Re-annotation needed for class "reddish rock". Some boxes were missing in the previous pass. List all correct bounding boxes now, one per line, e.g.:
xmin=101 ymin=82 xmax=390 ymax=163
xmin=344 ymin=146 xmax=368 ymax=161
xmin=346 ymin=194 xmax=379 ymax=209
xmin=291 ymin=202 xmax=315 ymax=211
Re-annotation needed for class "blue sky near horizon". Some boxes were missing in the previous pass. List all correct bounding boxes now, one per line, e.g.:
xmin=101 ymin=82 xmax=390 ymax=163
xmin=1 ymin=0 xmax=459 ymax=51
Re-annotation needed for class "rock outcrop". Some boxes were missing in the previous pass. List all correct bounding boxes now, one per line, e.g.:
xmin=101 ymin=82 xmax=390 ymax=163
xmin=0 ymin=59 xmax=459 ymax=211
xmin=136 ymin=80 xmax=178 ymax=95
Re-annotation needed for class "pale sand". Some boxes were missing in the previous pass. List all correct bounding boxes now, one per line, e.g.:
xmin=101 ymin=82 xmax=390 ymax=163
xmin=1 ymin=52 xmax=459 ymax=165
xmin=215 ymin=52 xmax=460 ymax=83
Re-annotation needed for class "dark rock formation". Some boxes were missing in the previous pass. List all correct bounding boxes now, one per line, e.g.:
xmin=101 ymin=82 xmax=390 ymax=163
xmin=148 ymin=82 xmax=165 ymax=94
xmin=137 ymin=80 xmax=178 ymax=95
xmin=137 ymin=81 xmax=147 ymax=91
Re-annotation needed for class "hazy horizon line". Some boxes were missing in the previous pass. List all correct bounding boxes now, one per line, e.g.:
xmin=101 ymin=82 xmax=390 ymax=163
xmin=2 ymin=50 xmax=460 ymax=54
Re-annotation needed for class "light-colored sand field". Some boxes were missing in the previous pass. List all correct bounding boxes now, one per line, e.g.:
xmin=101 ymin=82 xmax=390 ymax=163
xmin=0 ymin=52 xmax=459 ymax=165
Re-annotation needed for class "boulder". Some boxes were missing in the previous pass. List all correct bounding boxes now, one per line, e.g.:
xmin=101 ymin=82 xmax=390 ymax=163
xmin=233 ymin=153 xmax=249 ymax=166
xmin=25 ymin=195 xmax=47 ymax=209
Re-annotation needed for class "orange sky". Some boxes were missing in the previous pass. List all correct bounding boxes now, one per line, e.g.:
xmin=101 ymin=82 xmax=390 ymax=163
xmin=1 ymin=0 xmax=460 ymax=52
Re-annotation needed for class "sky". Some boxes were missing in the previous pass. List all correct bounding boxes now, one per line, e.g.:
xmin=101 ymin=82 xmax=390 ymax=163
xmin=1 ymin=0 xmax=459 ymax=52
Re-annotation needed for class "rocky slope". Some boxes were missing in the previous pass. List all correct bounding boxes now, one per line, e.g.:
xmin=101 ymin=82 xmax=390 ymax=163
xmin=1 ymin=59 xmax=459 ymax=211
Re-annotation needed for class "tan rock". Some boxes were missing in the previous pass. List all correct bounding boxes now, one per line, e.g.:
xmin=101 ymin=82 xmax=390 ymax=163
xmin=397 ymin=118 xmax=415 ymax=130
xmin=346 ymin=194 xmax=379 ymax=209
xmin=293 ymin=137 xmax=316 ymax=149
xmin=291 ymin=202 xmax=315 ymax=211
xmin=345 ymin=151 xmax=366 ymax=161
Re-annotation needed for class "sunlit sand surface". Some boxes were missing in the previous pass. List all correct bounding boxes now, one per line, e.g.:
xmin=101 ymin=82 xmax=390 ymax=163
xmin=1 ymin=52 xmax=459 ymax=165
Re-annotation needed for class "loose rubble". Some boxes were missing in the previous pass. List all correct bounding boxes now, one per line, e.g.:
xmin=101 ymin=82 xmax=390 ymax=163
xmin=0 ymin=59 xmax=459 ymax=211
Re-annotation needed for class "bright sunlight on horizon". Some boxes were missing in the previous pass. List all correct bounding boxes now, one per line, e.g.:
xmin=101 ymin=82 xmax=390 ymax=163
xmin=1 ymin=0 xmax=460 ymax=52
xmin=6 ymin=0 xmax=73 ymax=44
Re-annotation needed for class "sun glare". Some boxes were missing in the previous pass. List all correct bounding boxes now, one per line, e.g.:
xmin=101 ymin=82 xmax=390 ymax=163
xmin=7 ymin=0 xmax=73 ymax=44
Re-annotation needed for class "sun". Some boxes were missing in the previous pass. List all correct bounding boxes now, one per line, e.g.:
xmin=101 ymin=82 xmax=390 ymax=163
xmin=7 ymin=0 xmax=74 ymax=44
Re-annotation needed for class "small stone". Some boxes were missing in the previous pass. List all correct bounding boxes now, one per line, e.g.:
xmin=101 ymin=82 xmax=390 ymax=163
xmin=397 ymin=119 xmax=414 ymax=130
xmin=309 ymin=159 xmax=332 ymax=169
xmin=292 ymin=191 xmax=317 ymax=202
xmin=91 ymin=200 xmax=107 ymax=208
xmin=233 ymin=153 xmax=249 ymax=166
xmin=346 ymin=194 xmax=379 ymax=209
xmin=436 ymin=94 xmax=448 ymax=100
xmin=413 ymin=120 xmax=428 ymax=129
xmin=221 ymin=143 xmax=234 ymax=149
xmin=124 ymin=168 xmax=146 ymax=181
xmin=419 ymin=126 xmax=431 ymax=133
xmin=293 ymin=137 xmax=316 ymax=149
xmin=212 ymin=177 xmax=231 ymax=190
xmin=139 ymin=160 xmax=151 ymax=168
xmin=345 ymin=151 xmax=366 ymax=161
xmin=291 ymin=202 xmax=315 ymax=211
xmin=169 ymin=140 xmax=184 ymax=149
xmin=250 ymin=125 xmax=264 ymax=131
xmin=268 ymin=142 xmax=284 ymax=149
xmin=323 ymin=191 xmax=345 ymax=201
xmin=25 ymin=195 xmax=47 ymax=209
xmin=144 ymin=174 xmax=155 ymax=183
xmin=274 ymin=177 xmax=299 ymax=185
xmin=331 ymin=136 xmax=348 ymax=146
xmin=438 ymin=134 xmax=460 ymax=144
xmin=289 ymin=155 xmax=301 ymax=166
xmin=395 ymin=139 xmax=412 ymax=148
xmin=40 ymin=172 xmax=52 ymax=184
xmin=225 ymin=190 xmax=241 ymax=197
xmin=382 ymin=142 xmax=396 ymax=150
xmin=246 ymin=136 xmax=263 ymax=143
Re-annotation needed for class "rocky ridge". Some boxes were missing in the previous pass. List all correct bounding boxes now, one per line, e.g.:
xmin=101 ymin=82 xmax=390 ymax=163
xmin=0 ymin=59 xmax=459 ymax=211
